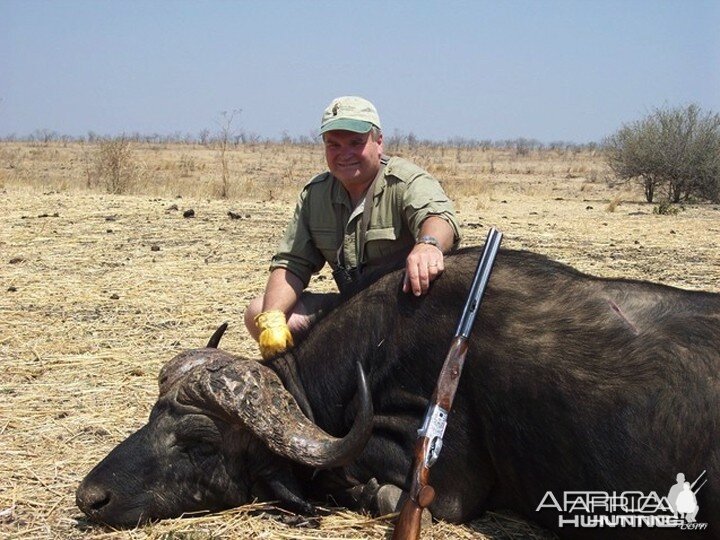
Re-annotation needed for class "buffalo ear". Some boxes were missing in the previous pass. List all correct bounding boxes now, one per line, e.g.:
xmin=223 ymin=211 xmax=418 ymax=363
xmin=263 ymin=475 xmax=317 ymax=516
xmin=249 ymin=455 xmax=316 ymax=516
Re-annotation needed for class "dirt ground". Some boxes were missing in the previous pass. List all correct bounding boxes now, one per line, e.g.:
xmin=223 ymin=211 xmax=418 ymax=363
xmin=1 ymin=142 xmax=718 ymax=539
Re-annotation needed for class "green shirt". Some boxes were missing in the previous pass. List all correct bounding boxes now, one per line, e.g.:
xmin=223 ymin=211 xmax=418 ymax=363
xmin=270 ymin=156 xmax=461 ymax=287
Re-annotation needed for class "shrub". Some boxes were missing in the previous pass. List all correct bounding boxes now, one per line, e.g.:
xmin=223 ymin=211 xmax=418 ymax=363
xmin=604 ymin=104 xmax=720 ymax=203
xmin=96 ymin=137 xmax=136 ymax=194
xmin=178 ymin=154 xmax=196 ymax=177
xmin=652 ymin=200 xmax=681 ymax=215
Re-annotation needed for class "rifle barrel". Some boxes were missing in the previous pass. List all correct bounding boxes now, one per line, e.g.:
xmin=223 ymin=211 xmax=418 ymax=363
xmin=455 ymin=228 xmax=503 ymax=338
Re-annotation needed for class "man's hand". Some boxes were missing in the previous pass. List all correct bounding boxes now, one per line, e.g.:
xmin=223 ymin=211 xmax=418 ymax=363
xmin=254 ymin=310 xmax=294 ymax=360
xmin=403 ymin=243 xmax=445 ymax=296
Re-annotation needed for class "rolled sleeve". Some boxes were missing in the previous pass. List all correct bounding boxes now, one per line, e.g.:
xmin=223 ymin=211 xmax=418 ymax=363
xmin=270 ymin=192 xmax=326 ymax=287
xmin=402 ymin=172 xmax=462 ymax=247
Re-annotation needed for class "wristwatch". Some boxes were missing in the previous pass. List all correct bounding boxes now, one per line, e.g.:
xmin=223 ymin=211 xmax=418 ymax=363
xmin=416 ymin=235 xmax=440 ymax=248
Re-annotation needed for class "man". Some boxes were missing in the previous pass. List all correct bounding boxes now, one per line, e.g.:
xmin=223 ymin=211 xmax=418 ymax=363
xmin=245 ymin=96 xmax=461 ymax=359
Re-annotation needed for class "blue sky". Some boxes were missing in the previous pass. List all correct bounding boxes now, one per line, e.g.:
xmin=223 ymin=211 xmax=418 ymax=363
xmin=1 ymin=0 xmax=718 ymax=143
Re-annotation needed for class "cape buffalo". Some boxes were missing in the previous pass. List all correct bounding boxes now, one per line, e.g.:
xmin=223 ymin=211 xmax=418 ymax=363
xmin=76 ymin=247 xmax=720 ymax=538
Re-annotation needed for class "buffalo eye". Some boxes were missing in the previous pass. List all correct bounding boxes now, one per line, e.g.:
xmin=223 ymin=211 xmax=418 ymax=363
xmin=172 ymin=415 xmax=223 ymax=464
xmin=184 ymin=441 xmax=217 ymax=463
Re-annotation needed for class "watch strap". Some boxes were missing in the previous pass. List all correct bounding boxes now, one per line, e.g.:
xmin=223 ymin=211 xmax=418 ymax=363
xmin=416 ymin=235 xmax=440 ymax=247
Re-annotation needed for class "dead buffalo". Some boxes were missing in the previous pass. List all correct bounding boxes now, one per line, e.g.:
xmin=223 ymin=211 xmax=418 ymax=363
xmin=77 ymin=247 xmax=720 ymax=538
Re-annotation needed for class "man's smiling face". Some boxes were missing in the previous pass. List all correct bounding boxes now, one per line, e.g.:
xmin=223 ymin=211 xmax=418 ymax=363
xmin=323 ymin=129 xmax=383 ymax=189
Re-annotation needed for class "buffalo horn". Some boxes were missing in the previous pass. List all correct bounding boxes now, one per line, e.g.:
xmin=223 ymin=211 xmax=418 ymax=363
xmin=183 ymin=358 xmax=373 ymax=469
xmin=158 ymin=350 xmax=226 ymax=396
xmin=157 ymin=324 xmax=230 ymax=396
xmin=206 ymin=322 xmax=228 ymax=348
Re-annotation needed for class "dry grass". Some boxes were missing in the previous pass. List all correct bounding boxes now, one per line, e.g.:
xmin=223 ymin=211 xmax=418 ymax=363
xmin=1 ymin=141 xmax=719 ymax=539
xmin=0 ymin=141 xmax=320 ymax=203
xmin=0 ymin=142 xmax=612 ymax=204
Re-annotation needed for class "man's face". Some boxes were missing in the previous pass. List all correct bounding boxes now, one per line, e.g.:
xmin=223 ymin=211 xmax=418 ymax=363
xmin=323 ymin=129 xmax=383 ymax=188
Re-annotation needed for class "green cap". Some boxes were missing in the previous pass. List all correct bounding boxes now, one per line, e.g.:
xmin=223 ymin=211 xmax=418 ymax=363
xmin=320 ymin=96 xmax=382 ymax=134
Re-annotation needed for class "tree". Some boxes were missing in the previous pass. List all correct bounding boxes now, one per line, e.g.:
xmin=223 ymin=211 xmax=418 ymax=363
xmin=605 ymin=104 xmax=720 ymax=203
xmin=216 ymin=109 xmax=241 ymax=199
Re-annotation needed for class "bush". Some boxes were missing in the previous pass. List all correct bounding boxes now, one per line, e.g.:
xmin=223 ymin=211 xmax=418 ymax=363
xmin=604 ymin=104 xmax=720 ymax=203
xmin=96 ymin=137 xmax=136 ymax=194
xmin=652 ymin=200 xmax=681 ymax=215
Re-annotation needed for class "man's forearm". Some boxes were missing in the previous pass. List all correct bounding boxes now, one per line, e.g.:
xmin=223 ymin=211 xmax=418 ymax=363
xmin=262 ymin=268 xmax=304 ymax=313
xmin=417 ymin=216 xmax=456 ymax=253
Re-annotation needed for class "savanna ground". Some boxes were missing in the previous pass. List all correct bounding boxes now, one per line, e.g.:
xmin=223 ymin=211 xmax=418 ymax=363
xmin=1 ymin=141 xmax=718 ymax=539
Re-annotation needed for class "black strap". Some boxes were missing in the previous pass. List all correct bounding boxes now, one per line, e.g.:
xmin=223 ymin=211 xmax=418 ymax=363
xmin=335 ymin=156 xmax=388 ymax=271
xmin=358 ymin=156 xmax=388 ymax=267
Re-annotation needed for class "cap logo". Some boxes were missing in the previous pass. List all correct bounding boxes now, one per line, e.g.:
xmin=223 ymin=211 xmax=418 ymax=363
xmin=332 ymin=103 xmax=339 ymax=116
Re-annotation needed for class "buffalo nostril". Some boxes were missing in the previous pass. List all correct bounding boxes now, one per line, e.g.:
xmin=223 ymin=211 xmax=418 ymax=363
xmin=77 ymin=484 xmax=112 ymax=514
xmin=90 ymin=493 xmax=111 ymax=511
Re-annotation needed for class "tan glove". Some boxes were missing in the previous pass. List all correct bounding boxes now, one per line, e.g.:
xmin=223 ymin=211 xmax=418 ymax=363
xmin=254 ymin=310 xmax=294 ymax=360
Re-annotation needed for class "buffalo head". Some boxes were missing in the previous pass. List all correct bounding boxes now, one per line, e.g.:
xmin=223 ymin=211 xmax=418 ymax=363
xmin=76 ymin=325 xmax=372 ymax=526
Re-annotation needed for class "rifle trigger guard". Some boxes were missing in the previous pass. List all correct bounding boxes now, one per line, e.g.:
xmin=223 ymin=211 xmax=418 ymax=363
xmin=426 ymin=436 xmax=443 ymax=467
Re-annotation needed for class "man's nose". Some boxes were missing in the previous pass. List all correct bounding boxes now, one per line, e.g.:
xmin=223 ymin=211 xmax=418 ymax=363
xmin=339 ymin=146 xmax=356 ymax=158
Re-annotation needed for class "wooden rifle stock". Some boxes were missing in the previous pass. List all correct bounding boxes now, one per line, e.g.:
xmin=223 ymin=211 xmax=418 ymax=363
xmin=392 ymin=228 xmax=503 ymax=540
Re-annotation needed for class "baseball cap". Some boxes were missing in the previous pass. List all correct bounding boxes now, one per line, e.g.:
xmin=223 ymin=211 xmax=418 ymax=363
xmin=319 ymin=96 xmax=382 ymax=134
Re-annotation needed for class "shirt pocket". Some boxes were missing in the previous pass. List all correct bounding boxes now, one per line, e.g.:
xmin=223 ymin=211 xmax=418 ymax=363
xmin=311 ymin=228 xmax=339 ymax=265
xmin=365 ymin=226 xmax=400 ymax=261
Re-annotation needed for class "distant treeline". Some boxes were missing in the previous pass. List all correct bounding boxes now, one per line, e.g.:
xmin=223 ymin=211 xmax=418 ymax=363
xmin=1 ymin=129 xmax=599 ymax=153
